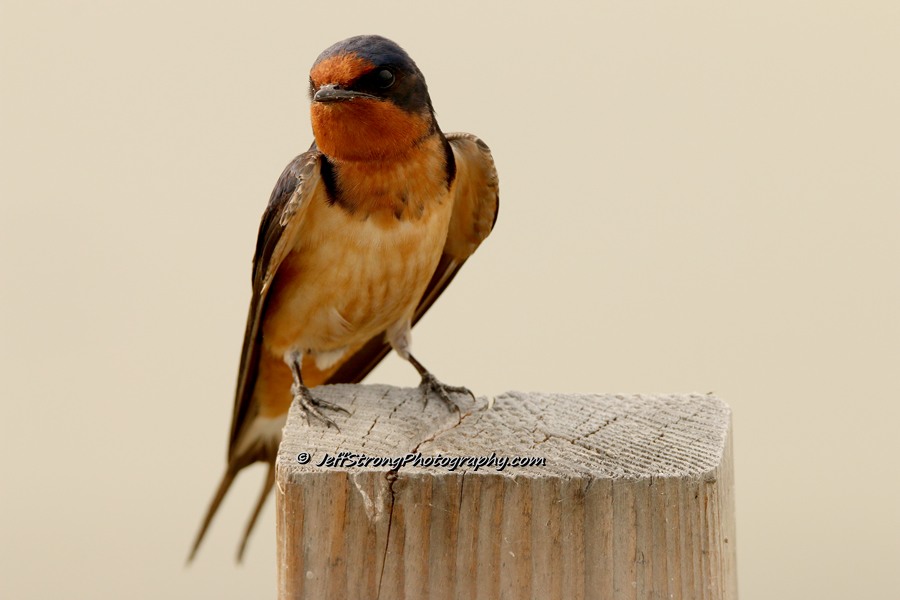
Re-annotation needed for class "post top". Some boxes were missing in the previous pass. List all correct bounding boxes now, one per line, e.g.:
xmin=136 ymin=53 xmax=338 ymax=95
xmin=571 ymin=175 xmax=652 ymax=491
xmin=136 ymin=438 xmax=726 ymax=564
xmin=277 ymin=385 xmax=731 ymax=481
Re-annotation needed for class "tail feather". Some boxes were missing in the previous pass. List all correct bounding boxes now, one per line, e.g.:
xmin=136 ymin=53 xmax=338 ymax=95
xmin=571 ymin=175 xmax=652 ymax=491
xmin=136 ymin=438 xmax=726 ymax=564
xmin=189 ymin=434 xmax=278 ymax=564
xmin=187 ymin=462 xmax=240 ymax=564
xmin=236 ymin=459 xmax=276 ymax=562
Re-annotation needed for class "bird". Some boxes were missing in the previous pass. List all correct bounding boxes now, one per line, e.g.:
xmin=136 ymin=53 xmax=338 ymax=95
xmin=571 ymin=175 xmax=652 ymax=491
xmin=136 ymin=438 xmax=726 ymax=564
xmin=188 ymin=35 xmax=499 ymax=562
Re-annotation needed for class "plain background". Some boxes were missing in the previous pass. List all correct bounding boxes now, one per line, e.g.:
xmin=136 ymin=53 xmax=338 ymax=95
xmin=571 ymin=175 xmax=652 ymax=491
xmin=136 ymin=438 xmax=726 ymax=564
xmin=2 ymin=1 xmax=897 ymax=598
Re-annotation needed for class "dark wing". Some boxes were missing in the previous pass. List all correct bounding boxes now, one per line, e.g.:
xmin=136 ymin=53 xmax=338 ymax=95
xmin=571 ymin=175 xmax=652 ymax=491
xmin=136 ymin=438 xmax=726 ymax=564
xmin=328 ymin=132 xmax=499 ymax=384
xmin=188 ymin=148 xmax=322 ymax=563
xmin=227 ymin=149 xmax=322 ymax=459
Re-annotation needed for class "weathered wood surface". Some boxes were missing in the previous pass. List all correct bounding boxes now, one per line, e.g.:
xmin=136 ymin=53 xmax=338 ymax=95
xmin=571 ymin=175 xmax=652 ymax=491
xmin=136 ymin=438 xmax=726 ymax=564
xmin=276 ymin=384 xmax=736 ymax=600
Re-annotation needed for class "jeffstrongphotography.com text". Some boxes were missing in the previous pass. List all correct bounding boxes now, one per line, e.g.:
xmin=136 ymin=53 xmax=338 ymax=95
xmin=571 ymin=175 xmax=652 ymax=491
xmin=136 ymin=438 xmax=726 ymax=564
xmin=299 ymin=451 xmax=546 ymax=472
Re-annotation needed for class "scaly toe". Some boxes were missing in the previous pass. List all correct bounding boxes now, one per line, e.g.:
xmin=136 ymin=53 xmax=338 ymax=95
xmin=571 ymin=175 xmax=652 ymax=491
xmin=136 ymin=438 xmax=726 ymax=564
xmin=313 ymin=398 xmax=351 ymax=416
xmin=442 ymin=384 xmax=475 ymax=403
xmin=292 ymin=384 xmax=344 ymax=431
xmin=418 ymin=373 xmax=467 ymax=412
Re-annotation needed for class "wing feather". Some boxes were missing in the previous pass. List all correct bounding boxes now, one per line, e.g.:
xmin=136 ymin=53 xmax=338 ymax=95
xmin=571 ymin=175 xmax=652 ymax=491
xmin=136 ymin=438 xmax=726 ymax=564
xmin=228 ymin=149 xmax=322 ymax=459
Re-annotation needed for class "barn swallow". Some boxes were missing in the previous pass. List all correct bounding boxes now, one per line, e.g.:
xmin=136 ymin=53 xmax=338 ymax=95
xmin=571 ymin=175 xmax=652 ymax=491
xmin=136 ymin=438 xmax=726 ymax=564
xmin=188 ymin=35 xmax=499 ymax=562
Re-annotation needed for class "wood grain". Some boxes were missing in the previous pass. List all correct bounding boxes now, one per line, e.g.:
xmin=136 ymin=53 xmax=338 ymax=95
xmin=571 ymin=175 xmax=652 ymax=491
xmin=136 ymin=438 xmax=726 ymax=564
xmin=276 ymin=385 xmax=736 ymax=599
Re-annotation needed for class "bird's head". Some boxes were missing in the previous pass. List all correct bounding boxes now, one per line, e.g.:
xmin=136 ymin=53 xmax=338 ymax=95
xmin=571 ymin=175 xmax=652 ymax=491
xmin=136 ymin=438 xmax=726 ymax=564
xmin=308 ymin=35 xmax=437 ymax=162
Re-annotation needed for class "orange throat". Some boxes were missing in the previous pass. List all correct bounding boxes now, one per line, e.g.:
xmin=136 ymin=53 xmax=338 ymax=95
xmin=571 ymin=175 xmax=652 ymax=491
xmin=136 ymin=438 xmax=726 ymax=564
xmin=311 ymin=98 xmax=433 ymax=162
xmin=317 ymin=132 xmax=450 ymax=224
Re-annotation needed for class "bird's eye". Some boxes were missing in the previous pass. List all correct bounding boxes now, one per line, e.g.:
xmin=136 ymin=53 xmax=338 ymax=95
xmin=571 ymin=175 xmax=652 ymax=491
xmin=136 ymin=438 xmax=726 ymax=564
xmin=375 ymin=68 xmax=395 ymax=89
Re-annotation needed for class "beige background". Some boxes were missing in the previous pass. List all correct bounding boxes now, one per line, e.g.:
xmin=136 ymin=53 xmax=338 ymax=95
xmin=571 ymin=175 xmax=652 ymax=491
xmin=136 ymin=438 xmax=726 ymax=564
xmin=2 ymin=1 xmax=897 ymax=598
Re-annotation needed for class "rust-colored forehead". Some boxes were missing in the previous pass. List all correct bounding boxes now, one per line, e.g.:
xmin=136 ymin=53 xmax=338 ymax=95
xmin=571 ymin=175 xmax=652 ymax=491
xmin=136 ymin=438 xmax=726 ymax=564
xmin=310 ymin=53 xmax=375 ymax=87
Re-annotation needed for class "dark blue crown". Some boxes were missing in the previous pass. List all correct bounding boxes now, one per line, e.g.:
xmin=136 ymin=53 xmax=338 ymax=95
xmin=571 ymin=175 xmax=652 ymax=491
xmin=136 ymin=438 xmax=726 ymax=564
xmin=314 ymin=35 xmax=418 ymax=74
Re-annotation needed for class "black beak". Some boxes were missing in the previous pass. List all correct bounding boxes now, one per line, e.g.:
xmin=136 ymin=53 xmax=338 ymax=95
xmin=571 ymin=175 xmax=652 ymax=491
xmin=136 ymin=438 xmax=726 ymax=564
xmin=313 ymin=84 xmax=378 ymax=103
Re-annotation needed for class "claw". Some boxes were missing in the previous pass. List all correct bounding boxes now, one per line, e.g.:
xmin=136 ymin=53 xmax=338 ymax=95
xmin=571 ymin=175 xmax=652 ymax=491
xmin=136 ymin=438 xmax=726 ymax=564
xmin=418 ymin=372 xmax=474 ymax=412
xmin=406 ymin=353 xmax=476 ymax=412
xmin=291 ymin=382 xmax=346 ymax=431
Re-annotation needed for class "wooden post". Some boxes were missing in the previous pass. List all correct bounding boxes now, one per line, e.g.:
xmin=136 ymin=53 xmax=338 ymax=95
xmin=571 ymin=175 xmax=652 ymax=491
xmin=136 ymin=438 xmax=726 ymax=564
xmin=276 ymin=385 xmax=737 ymax=600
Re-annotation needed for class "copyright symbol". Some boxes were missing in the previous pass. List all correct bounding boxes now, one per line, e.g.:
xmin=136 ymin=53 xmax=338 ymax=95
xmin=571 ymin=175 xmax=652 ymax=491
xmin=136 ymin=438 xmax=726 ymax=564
xmin=297 ymin=452 xmax=311 ymax=464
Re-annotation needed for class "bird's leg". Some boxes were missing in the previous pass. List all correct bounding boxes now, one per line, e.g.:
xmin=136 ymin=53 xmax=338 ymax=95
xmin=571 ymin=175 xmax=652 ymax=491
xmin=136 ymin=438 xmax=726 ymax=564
xmin=407 ymin=353 xmax=476 ymax=411
xmin=386 ymin=319 xmax=474 ymax=410
xmin=288 ymin=353 xmax=349 ymax=429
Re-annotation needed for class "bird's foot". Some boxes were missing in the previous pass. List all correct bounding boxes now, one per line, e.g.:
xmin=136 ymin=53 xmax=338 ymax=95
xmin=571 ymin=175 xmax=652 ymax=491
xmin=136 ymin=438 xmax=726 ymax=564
xmin=418 ymin=372 xmax=475 ymax=411
xmin=291 ymin=382 xmax=350 ymax=430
